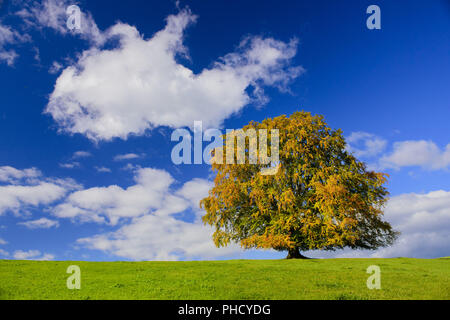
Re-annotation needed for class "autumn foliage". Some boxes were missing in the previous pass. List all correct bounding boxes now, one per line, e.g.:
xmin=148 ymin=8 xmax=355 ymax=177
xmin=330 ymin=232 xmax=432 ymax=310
xmin=200 ymin=111 xmax=399 ymax=258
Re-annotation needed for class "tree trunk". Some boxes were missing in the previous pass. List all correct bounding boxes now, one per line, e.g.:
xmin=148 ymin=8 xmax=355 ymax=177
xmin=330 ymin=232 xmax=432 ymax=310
xmin=286 ymin=247 xmax=309 ymax=259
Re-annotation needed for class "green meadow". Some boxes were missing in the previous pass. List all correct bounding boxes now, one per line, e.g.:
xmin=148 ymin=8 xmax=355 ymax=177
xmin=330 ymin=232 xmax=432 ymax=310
xmin=0 ymin=258 xmax=448 ymax=300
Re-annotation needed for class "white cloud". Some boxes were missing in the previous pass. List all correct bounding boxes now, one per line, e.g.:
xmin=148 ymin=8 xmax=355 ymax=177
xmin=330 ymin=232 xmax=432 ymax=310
xmin=121 ymin=163 xmax=139 ymax=171
xmin=369 ymin=190 xmax=450 ymax=258
xmin=95 ymin=166 xmax=111 ymax=173
xmin=32 ymin=46 xmax=40 ymax=63
xmin=51 ymin=166 xmax=240 ymax=260
xmin=0 ymin=166 xmax=80 ymax=215
xmin=346 ymin=132 xmax=387 ymax=158
xmin=0 ymin=182 xmax=70 ymax=215
xmin=0 ymin=248 xmax=9 ymax=257
xmin=16 ymin=0 xmax=104 ymax=45
xmin=53 ymin=167 xmax=182 ymax=225
xmin=59 ymin=151 xmax=91 ymax=168
xmin=380 ymin=140 xmax=450 ymax=170
xmin=0 ymin=49 xmax=17 ymax=65
xmin=78 ymin=213 xmax=240 ymax=261
xmin=38 ymin=253 xmax=56 ymax=260
xmin=59 ymin=162 xmax=80 ymax=169
xmin=0 ymin=23 xmax=30 ymax=65
xmin=384 ymin=190 xmax=450 ymax=234
xmin=45 ymin=8 xmax=302 ymax=141
xmin=13 ymin=249 xmax=55 ymax=260
xmin=309 ymin=189 xmax=450 ymax=259
xmin=346 ymin=133 xmax=450 ymax=171
xmin=16 ymin=0 xmax=68 ymax=34
xmin=72 ymin=150 xmax=91 ymax=158
xmin=1 ymin=0 xmax=103 ymax=66
xmin=176 ymin=178 xmax=213 ymax=208
xmin=0 ymin=237 xmax=7 ymax=245
xmin=13 ymin=249 xmax=38 ymax=259
xmin=49 ymin=61 xmax=63 ymax=74
xmin=113 ymin=153 xmax=141 ymax=161
xmin=0 ymin=166 xmax=41 ymax=183
xmin=18 ymin=217 xmax=60 ymax=229
xmin=0 ymin=0 xmax=109 ymax=67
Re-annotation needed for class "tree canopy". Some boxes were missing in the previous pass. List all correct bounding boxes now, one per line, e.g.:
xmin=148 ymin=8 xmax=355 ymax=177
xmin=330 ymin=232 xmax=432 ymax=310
xmin=200 ymin=111 xmax=399 ymax=258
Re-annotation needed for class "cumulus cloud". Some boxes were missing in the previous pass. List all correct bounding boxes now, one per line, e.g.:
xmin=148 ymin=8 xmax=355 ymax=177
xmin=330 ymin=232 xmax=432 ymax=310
xmin=385 ymin=190 xmax=450 ymax=234
xmin=0 ymin=182 xmax=71 ymax=215
xmin=346 ymin=132 xmax=450 ymax=171
xmin=380 ymin=140 xmax=450 ymax=170
xmin=176 ymin=178 xmax=213 ymax=208
xmin=310 ymin=189 xmax=450 ymax=259
xmin=45 ymin=8 xmax=302 ymax=141
xmin=53 ymin=167 xmax=185 ymax=225
xmin=0 ymin=237 xmax=7 ymax=245
xmin=78 ymin=213 xmax=239 ymax=261
xmin=50 ymin=166 xmax=240 ymax=260
xmin=18 ymin=217 xmax=59 ymax=229
xmin=13 ymin=249 xmax=55 ymax=260
xmin=368 ymin=190 xmax=450 ymax=258
xmin=0 ymin=166 xmax=41 ymax=183
xmin=0 ymin=165 xmax=80 ymax=215
xmin=95 ymin=166 xmax=111 ymax=173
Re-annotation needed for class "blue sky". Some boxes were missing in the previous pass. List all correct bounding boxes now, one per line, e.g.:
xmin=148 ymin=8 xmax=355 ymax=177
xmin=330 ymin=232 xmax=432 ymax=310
xmin=0 ymin=0 xmax=449 ymax=261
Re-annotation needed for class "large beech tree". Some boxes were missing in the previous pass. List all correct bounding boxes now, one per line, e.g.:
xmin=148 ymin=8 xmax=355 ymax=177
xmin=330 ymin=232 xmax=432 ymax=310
xmin=200 ymin=111 xmax=399 ymax=259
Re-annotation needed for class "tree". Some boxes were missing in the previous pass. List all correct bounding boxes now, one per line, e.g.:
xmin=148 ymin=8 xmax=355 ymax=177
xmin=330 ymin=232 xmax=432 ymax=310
xmin=200 ymin=111 xmax=399 ymax=259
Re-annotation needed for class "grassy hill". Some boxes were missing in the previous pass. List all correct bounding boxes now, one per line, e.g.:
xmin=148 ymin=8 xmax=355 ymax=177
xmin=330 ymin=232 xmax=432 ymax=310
xmin=0 ymin=258 xmax=448 ymax=300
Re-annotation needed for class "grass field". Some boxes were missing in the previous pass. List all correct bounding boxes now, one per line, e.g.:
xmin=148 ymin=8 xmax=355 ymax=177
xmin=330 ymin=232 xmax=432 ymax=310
xmin=0 ymin=258 xmax=449 ymax=300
